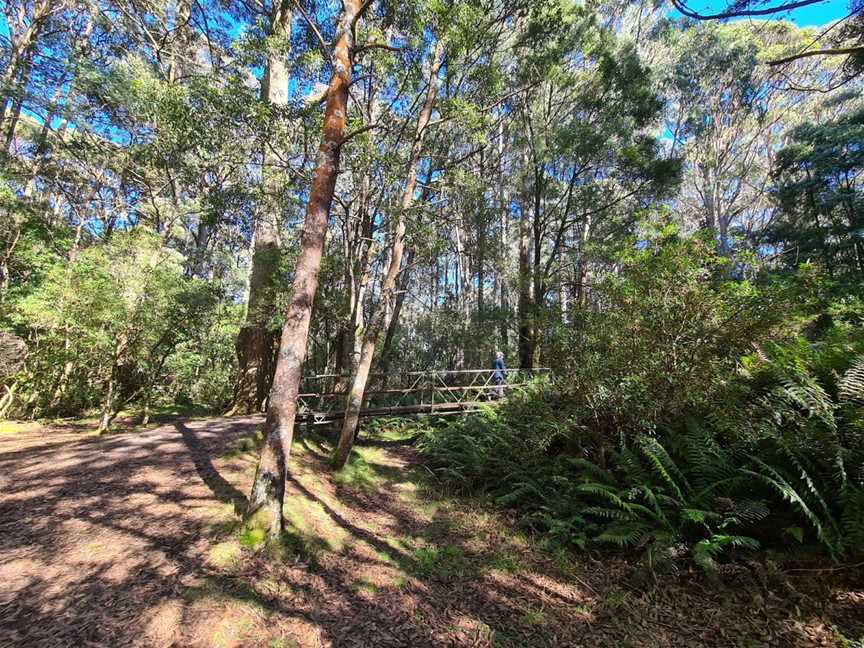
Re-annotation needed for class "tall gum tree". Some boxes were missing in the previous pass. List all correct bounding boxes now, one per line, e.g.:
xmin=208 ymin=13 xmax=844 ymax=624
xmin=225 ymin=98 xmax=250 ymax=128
xmin=247 ymin=0 xmax=363 ymax=537
xmin=231 ymin=0 xmax=293 ymax=414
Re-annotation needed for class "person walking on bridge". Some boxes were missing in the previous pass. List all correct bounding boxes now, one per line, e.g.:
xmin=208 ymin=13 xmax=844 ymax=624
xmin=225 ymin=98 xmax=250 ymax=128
xmin=492 ymin=351 xmax=506 ymax=399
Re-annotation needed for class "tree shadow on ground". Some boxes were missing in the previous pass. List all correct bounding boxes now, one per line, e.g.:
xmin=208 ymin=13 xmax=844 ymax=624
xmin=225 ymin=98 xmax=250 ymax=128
xmin=176 ymin=420 xmax=248 ymax=515
xmin=1 ymin=416 xmax=861 ymax=648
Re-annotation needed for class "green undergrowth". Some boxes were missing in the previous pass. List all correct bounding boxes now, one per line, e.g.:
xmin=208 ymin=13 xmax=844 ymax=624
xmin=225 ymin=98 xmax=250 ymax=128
xmin=414 ymin=314 xmax=864 ymax=575
xmin=0 ymin=420 xmax=39 ymax=435
xmin=213 ymin=418 xmax=544 ymax=591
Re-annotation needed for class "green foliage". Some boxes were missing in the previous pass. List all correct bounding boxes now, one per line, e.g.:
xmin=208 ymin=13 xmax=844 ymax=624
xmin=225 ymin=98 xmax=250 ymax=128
xmin=551 ymin=220 xmax=789 ymax=445
xmin=6 ymin=229 xmax=236 ymax=418
xmin=419 ymin=230 xmax=864 ymax=572
xmin=769 ymin=97 xmax=864 ymax=279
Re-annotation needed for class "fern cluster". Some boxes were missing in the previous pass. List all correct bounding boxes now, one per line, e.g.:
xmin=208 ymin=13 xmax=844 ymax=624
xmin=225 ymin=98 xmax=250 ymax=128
xmin=419 ymin=331 xmax=864 ymax=571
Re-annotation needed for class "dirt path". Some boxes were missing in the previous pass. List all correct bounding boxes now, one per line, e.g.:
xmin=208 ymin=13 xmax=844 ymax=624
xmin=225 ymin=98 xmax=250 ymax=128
xmin=0 ymin=417 xmax=861 ymax=647
xmin=0 ymin=417 xmax=259 ymax=647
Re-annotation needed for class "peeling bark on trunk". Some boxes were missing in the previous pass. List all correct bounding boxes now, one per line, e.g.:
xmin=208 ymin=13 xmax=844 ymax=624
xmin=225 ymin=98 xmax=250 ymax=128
xmin=332 ymin=40 xmax=444 ymax=470
xmin=247 ymin=0 xmax=359 ymax=536
xmin=231 ymin=1 xmax=292 ymax=415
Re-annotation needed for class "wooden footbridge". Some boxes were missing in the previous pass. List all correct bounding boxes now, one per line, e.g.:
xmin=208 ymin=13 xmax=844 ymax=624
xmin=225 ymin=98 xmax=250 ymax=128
xmin=296 ymin=368 xmax=551 ymax=425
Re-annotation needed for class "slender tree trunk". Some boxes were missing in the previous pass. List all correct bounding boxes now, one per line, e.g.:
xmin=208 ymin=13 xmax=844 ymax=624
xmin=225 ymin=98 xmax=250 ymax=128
xmin=332 ymin=40 xmax=444 ymax=469
xmin=497 ymin=120 xmax=509 ymax=352
xmin=0 ymin=217 xmax=22 ymax=294
xmin=378 ymin=248 xmax=413 ymax=378
xmin=378 ymin=165 xmax=433 ymax=379
xmin=3 ymin=54 xmax=34 ymax=153
xmin=0 ymin=0 xmax=53 ymax=129
xmin=518 ymin=159 xmax=533 ymax=368
xmin=98 ymin=363 xmax=118 ymax=434
xmin=454 ymin=215 xmax=471 ymax=366
xmin=247 ymin=0 xmax=359 ymax=536
xmin=231 ymin=0 xmax=292 ymax=414
xmin=0 ymin=383 xmax=17 ymax=419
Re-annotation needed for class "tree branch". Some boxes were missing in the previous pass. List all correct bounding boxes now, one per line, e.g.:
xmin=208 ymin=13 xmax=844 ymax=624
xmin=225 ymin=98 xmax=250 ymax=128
xmin=767 ymin=45 xmax=864 ymax=66
xmin=292 ymin=0 xmax=331 ymax=64
xmin=341 ymin=122 xmax=383 ymax=144
xmin=352 ymin=0 xmax=376 ymax=30
xmin=671 ymin=0 xmax=827 ymax=20
xmin=353 ymin=42 xmax=402 ymax=56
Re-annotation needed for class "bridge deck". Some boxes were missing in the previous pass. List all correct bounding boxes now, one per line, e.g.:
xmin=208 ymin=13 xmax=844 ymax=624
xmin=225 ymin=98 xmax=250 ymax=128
xmin=295 ymin=368 xmax=550 ymax=425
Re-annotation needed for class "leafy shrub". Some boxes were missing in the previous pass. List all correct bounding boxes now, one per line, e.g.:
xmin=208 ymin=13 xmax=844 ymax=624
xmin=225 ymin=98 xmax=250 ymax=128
xmin=549 ymin=224 xmax=791 ymax=448
xmin=419 ymin=230 xmax=864 ymax=570
xmin=5 ymin=229 xmax=237 ymax=419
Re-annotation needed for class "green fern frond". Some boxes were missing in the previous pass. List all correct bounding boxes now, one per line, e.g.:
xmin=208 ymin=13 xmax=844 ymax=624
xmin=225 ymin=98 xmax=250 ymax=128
xmin=582 ymin=506 xmax=634 ymax=521
xmin=595 ymin=521 xmax=653 ymax=547
xmin=637 ymin=436 xmax=691 ymax=501
xmin=840 ymin=484 xmax=864 ymax=550
xmin=741 ymin=457 xmax=834 ymax=553
xmin=838 ymin=355 xmax=864 ymax=405
xmin=565 ymin=457 xmax=616 ymax=485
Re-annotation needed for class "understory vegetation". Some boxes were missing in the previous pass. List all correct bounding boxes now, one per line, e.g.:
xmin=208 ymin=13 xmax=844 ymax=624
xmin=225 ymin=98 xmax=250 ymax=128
xmin=419 ymin=229 xmax=864 ymax=570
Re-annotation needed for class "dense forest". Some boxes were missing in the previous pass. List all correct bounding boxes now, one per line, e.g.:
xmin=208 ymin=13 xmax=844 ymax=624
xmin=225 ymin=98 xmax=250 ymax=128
xmin=1 ymin=0 xmax=864 ymax=644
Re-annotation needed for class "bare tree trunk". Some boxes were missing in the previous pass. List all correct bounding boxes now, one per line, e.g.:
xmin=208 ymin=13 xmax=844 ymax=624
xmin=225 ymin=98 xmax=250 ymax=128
xmin=231 ymin=0 xmax=292 ymax=414
xmin=332 ymin=40 xmax=444 ymax=469
xmin=377 ymin=249 xmax=413 ymax=377
xmin=497 ymin=120 xmax=509 ymax=352
xmin=454 ymin=215 xmax=471 ymax=367
xmin=0 ymin=217 xmax=22 ymax=294
xmin=0 ymin=383 xmax=17 ymax=419
xmin=98 ymin=363 xmax=118 ymax=434
xmin=518 ymin=157 xmax=533 ymax=368
xmin=378 ymin=165 xmax=433 ymax=378
xmin=3 ymin=54 xmax=34 ymax=153
xmin=0 ymin=0 xmax=54 ymax=128
xmin=247 ymin=0 xmax=359 ymax=537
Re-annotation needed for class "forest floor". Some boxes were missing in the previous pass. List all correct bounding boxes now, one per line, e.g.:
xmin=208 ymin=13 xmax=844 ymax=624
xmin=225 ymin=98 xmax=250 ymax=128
xmin=1 ymin=415 xmax=862 ymax=648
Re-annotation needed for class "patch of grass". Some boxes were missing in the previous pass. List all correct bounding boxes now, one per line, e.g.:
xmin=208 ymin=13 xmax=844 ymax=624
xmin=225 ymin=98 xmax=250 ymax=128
xmin=332 ymin=450 xmax=379 ymax=490
xmin=183 ymin=575 xmax=265 ymax=607
xmin=222 ymin=433 xmax=263 ymax=458
xmin=278 ymin=529 xmax=331 ymax=567
xmin=604 ymin=588 xmax=629 ymax=608
xmin=332 ymin=446 xmax=401 ymax=491
xmin=208 ymin=609 xmax=256 ymax=648
xmin=487 ymin=553 xmax=520 ymax=573
xmin=239 ymin=527 xmax=266 ymax=549
xmin=282 ymin=491 xmax=348 ymax=553
xmin=361 ymin=417 xmax=419 ymax=442
xmin=353 ymin=577 xmax=378 ymax=594
xmin=267 ymin=639 xmax=299 ymax=648
xmin=519 ymin=610 xmax=547 ymax=627
xmin=413 ymin=544 xmax=472 ymax=581
xmin=209 ymin=541 xmax=243 ymax=569
xmin=0 ymin=421 xmax=39 ymax=435
xmin=82 ymin=541 xmax=105 ymax=554
xmin=550 ymin=546 xmax=576 ymax=573
xmin=205 ymin=502 xmax=243 ymax=536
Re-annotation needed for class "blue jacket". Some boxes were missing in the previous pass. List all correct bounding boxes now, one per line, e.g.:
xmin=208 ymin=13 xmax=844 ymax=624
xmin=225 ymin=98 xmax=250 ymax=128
xmin=492 ymin=357 xmax=506 ymax=381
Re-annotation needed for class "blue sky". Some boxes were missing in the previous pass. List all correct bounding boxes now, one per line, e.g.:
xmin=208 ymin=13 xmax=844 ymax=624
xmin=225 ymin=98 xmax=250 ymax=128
xmin=670 ymin=0 xmax=853 ymax=26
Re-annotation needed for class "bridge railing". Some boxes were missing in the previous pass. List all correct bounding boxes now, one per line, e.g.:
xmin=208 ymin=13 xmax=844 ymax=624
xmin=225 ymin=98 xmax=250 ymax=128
xmin=296 ymin=368 xmax=552 ymax=424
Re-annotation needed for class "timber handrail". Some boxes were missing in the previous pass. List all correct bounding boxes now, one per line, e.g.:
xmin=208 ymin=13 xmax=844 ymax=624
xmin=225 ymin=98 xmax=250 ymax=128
xmin=294 ymin=367 xmax=552 ymax=425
